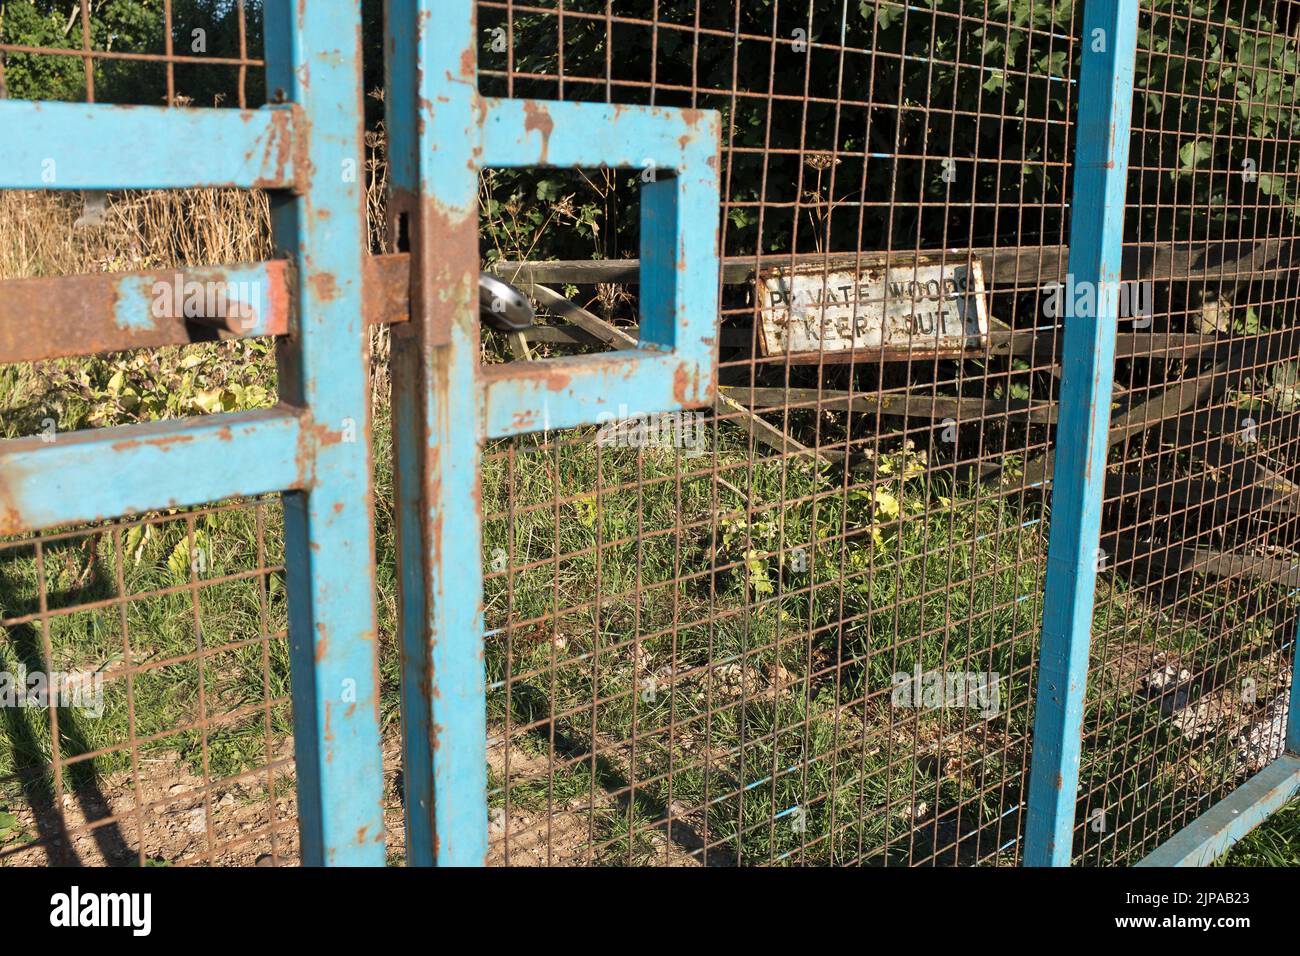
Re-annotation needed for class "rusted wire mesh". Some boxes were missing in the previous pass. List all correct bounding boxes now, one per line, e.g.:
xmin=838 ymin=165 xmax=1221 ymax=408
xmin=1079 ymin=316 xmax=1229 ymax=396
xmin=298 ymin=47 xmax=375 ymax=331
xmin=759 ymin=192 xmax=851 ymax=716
xmin=2 ymin=0 xmax=1298 ymax=868
xmin=1077 ymin=0 xmax=1300 ymax=864
xmin=0 ymin=0 xmax=260 ymax=106
xmin=479 ymin=0 xmax=1075 ymax=866
xmin=0 ymin=0 xmax=306 ymax=867
xmin=0 ymin=499 xmax=300 ymax=866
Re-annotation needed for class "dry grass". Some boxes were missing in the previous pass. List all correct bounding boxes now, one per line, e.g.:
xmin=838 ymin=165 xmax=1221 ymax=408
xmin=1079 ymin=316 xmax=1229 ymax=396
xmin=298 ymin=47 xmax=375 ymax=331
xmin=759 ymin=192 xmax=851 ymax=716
xmin=0 ymin=188 xmax=272 ymax=281
xmin=0 ymin=129 xmax=395 ymax=428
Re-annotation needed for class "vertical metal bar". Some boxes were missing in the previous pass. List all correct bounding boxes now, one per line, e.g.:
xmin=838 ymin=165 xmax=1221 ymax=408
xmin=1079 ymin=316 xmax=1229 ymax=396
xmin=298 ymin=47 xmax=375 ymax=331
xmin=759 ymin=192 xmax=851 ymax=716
xmin=384 ymin=0 xmax=489 ymax=866
xmin=1288 ymin=622 xmax=1300 ymax=755
xmin=1024 ymin=0 xmax=1140 ymax=867
xmin=264 ymin=2 xmax=386 ymax=866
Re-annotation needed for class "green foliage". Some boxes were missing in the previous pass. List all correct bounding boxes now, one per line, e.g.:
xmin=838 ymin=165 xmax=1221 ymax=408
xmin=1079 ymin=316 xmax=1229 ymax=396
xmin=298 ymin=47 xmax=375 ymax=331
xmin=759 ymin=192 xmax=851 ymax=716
xmin=1 ymin=0 xmax=155 ymax=101
xmin=1 ymin=0 xmax=266 ymax=105
xmin=0 ymin=339 xmax=276 ymax=440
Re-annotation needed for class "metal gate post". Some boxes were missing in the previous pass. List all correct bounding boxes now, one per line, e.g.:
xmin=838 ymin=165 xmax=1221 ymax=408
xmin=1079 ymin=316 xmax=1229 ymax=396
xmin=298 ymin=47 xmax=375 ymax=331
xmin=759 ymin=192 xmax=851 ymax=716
xmin=383 ymin=0 xmax=489 ymax=867
xmin=1290 ymin=622 xmax=1300 ymax=755
xmin=1025 ymin=0 xmax=1140 ymax=867
xmin=263 ymin=3 xmax=386 ymax=866
xmin=385 ymin=0 xmax=722 ymax=866
xmin=0 ymin=4 xmax=385 ymax=865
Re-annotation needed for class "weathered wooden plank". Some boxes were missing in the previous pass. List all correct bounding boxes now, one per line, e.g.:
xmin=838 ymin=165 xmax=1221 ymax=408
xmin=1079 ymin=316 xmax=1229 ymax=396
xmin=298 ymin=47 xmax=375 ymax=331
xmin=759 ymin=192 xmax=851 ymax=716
xmin=720 ymin=386 xmax=1057 ymax=424
xmin=493 ymin=237 xmax=1298 ymax=289
xmin=1153 ymin=546 xmax=1300 ymax=590
xmin=529 ymin=283 xmax=638 ymax=349
xmin=519 ymin=317 xmax=1232 ymax=365
xmin=713 ymin=390 xmax=826 ymax=462
xmin=1017 ymin=334 xmax=1297 ymax=489
xmin=1104 ymin=470 xmax=1300 ymax=517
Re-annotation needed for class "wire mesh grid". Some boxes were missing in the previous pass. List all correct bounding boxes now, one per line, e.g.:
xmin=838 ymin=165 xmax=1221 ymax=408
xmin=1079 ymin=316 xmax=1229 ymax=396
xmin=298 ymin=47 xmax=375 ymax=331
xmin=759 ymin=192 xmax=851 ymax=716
xmin=1076 ymin=0 xmax=1300 ymax=864
xmin=0 ymin=0 xmax=261 ymax=106
xmin=2 ymin=0 xmax=1297 ymax=868
xmin=479 ymin=0 xmax=1080 ymax=866
xmin=0 ymin=499 xmax=300 ymax=866
xmin=0 ymin=1 xmax=304 ymax=866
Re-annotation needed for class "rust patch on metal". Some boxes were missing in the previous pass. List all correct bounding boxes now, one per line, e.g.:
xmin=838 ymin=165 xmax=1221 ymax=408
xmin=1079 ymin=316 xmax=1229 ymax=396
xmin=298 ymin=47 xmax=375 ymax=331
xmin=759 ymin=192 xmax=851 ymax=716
xmin=292 ymin=410 xmax=318 ymax=489
xmin=304 ymin=417 xmax=348 ymax=449
xmin=673 ymin=361 xmax=702 ymax=406
xmin=522 ymin=100 xmax=554 ymax=164
xmin=415 ymin=194 xmax=479 ymax=348
xmin=308 ymin=271 xmax=341 ymax=304
xmin=361 ymin=253 xmax=412 ymax=327
xmin=0 ymin=473 xmax=26 ymax=538
xmin=0 ymin=261 xmax=295 ymax=364
xmin=110 ymin=431 xmax=196 ymax=453
xmin=484 ymin=360 xmax=573 ymax=393
xmin=249 ymin=105 xmax=299 ymax=190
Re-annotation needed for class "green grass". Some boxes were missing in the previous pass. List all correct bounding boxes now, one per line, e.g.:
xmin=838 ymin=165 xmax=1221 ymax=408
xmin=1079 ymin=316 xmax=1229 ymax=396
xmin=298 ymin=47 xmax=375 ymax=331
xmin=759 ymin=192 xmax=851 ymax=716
xmin=1222 ymin=797 xmax=1300 ymax=865
xmin=0 ymin=367 xmax=1295 ymax=866
xmin=478 ymin=429 xmax=1056 ymax=863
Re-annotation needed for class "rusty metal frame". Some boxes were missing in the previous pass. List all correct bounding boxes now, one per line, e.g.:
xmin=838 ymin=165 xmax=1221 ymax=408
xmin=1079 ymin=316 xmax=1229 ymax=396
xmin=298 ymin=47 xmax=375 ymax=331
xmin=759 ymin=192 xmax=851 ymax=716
xmin=382 ymin=0 xmax=721 ymax=866
xmin=0 ymin=2 xmax=385 ymax=866
xmin=3 ymin=0 xmax=1300 ymax=869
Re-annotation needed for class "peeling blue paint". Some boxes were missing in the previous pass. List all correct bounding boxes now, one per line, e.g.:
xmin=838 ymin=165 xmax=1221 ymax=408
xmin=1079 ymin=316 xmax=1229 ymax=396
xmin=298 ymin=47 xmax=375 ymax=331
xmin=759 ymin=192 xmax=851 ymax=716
xmin=390 ymin=2 xmax=720 ymax=867
xmin=0 ymin=100 xmax=297 ymax=190
xmin=1025 ymin=0 xmax=1140 ymax=868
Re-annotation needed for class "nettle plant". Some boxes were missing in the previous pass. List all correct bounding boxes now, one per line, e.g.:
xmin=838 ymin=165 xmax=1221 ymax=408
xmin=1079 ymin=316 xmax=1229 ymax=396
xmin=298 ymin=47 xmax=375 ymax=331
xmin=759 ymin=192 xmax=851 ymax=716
xmin=1132 ymin=0 xmax=1300 ymax=240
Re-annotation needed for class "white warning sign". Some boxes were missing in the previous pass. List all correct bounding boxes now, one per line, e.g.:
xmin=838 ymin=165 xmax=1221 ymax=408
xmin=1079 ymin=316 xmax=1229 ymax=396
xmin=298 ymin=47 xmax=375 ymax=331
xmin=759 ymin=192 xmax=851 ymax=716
xmin=756 ymin=260 xmax=988 ymax=356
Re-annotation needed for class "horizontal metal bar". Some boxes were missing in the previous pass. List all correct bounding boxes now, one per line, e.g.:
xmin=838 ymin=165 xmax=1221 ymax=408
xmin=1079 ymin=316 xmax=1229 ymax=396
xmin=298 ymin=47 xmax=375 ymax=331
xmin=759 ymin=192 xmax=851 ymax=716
xmin=0 ymin=261 xmax=292 ymax=362
xmin=482 ymin=351 xmax=711 ymax=438
xmin=0 ymin=256 xmax=417 ymax=363
xmin=1137 ymin=755 xmax=1300 ymax=867
xmin=5 ymin=250 xmax=1278 ymax=364
xmin=0 ymin=407 xmax=306 ymax=536
xmin=0 ymin=101 xmax=298 ymax=190
xmin=479 ymin=98 xmax=719 ymax=170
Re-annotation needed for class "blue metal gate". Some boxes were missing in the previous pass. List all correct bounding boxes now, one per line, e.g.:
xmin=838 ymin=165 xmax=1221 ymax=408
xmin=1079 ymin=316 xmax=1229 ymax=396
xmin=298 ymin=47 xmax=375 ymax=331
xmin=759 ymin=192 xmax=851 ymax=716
xmin=0 ymin=0 xmax=1298 ymax=866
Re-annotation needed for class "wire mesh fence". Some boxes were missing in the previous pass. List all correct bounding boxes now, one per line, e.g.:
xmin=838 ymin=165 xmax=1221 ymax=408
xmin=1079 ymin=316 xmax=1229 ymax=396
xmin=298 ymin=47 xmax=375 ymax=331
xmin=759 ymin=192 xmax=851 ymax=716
xmin=0 ymin=0 xmax=301 ymax=866
xmin=477 ymin=0 xmax=1079 ymax=867
xmin=1077 ymin=0 xmax=1300 ymax=864
xmin=0 ymin=0 xmax=1296 ymax=866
